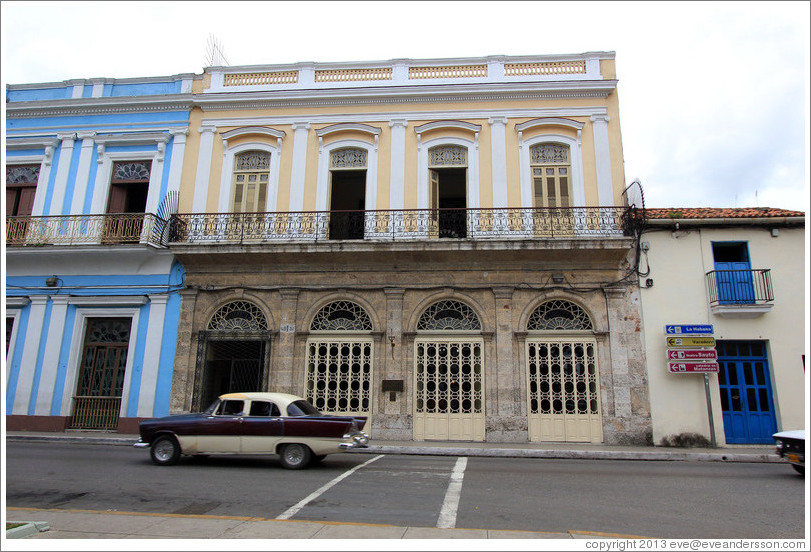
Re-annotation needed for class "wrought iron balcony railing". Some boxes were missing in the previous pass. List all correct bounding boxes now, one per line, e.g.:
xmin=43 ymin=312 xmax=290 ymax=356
xmin=6 ymin=213 xmax=168 ymax=247
xmin=705 ymin=269 xmax=774 ymax=306
xmin=168 ymin=207 xmax=632 ymax=244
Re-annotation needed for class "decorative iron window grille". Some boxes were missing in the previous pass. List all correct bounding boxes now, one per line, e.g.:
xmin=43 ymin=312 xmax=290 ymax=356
xmin=310 ymin=301 xmax=372 ymax=331
xmin=330 ymin=148 xmax=367 ymax=169
xmin=415 ymin=340 xmax=483 ymax=413
xmin=429 ymin=146 xmax=467 ymax=167
xmin=530 ymin=143 xmax=569 ymax=164
xmin=235 ymin=151 xmax=271 ymax=171
xmin=417 ymin=300 xmax=481 ymax=331
xmin=527 ymin=341 xmax=599 ymax=415
xmin=112 ymin=161 xmax=151 ymax=182
xmin=527 ymin=300 xmax=593 ymax=331
xmin=306 ymin=340 xmax=372 ymax=412
xmin=6 ymin=165 xmax=40 ymax=184
xmin=208 ymin=301 xmax=268 ymax=331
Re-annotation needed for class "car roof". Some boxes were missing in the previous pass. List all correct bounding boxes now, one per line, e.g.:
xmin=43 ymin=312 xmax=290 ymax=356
xmin=218 ymin=392 xmax=305 ymax=406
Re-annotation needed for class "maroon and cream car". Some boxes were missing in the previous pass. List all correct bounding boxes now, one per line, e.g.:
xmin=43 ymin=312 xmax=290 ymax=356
xmin=134 ymin=392 xmax=369 ymax=469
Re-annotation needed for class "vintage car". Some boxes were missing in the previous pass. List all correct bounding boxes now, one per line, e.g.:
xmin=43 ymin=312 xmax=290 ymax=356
xmin=772 ymin=429 xmax=805 ymax=475
xmin=134 ymin=392 xmax=369 ymax=469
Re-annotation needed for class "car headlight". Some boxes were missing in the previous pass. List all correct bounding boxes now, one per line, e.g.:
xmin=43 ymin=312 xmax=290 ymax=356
xmin=775 ymin=439 xmax=783 ymax=450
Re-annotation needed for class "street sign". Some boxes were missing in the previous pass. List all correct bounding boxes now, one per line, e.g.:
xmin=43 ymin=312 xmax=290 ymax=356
xmin=666 ymin=336 xmax=715 ymax=348
xmin=666 ymin=349 xmax=718 ymax=360
xmin=668 ymin=362 xmax=720 ymax=373
xmin=665 ymin=324 xmax=714 ymax=335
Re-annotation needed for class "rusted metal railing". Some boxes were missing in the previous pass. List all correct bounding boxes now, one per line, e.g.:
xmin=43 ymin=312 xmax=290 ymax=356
xmin=6 ymin=213 xmax=167 ymax=247
xmin=70 ymin=396 xmax=122 ymax=430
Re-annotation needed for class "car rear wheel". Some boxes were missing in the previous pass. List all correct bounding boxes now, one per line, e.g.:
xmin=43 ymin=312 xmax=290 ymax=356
xmin=150 ymin=435 xmax=180 ymax=466
xmin=792 ymin=464 xmax=804 ymax=475
xmin=279 ymin=443 xmax=312 ymax=469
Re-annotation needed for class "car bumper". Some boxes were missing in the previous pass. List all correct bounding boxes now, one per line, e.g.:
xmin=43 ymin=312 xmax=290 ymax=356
xmin=133 ymin=439 xmax=149 ymax=449
xmin=339 ymin=432 xmax=370 ymax=450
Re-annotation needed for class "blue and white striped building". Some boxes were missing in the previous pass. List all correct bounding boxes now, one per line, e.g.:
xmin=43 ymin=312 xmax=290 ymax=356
xmin=5 ymin=74 xmax=194 ymax=432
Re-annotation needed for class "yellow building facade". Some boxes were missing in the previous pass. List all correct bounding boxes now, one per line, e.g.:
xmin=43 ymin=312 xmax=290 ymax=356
xmin=168 ymin=53 xmax=651 ymax=444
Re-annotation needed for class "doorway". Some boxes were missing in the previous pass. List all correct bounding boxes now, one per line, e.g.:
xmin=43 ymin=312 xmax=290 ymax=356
xmin=200 ymin=340 xmax=266 ymax=410
xmin=329 ymin=169 xmax=366 ymax=240
xmin=712 ymin=242 xmax=754 ymax=304
xmin=430 ymin=167 xmax=467 ymax=238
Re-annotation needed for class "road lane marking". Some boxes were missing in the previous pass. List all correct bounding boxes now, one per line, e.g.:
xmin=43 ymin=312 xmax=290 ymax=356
xmin=275 ymin=454 xmax=384 ymax=520
xmin=436 ymin=456 xmax=467 ymax=529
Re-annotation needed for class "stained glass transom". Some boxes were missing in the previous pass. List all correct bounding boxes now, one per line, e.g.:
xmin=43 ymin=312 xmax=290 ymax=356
xmin=527 ymin=341 xmax=599 ymax=415
xmin=6 ymin=165 xmax=40 ymax=184
xmin=415 ymin=341 xmax=483 ymax=413
xmin=530 ymin=143 xmax=569 ymax=164
xmin=306 ymin=340 xmax=372 ymax=413
xmin=311 ymin=301 xmax=372 ymax=331
xmin=417 ymin=300 xmax=481 ymax=331
xmin=527 ymin=300 xmax=593 ymax=331
xmin=330 ymin=148 xmax=367 ymax=169
xmin=429 ymin=146 xmax=467 ymax=167
xmin=112 ymin=161 xmax=151 ymax=182
xmin=208 ymin=301 xmax=268 ymax=331
xmin=235 ymin=151 xmax=271 ymax=171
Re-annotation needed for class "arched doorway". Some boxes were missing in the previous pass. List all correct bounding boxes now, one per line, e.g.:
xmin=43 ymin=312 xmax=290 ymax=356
xmin=413 ymin=300 xmax=484 ymax=441
xmin=305 ymin=301 xmax=374 ymax=419
xmin=196 ymin=300 xmax=271 ymax=410
xmin=525 ymin=299 xmax=602 ymax=442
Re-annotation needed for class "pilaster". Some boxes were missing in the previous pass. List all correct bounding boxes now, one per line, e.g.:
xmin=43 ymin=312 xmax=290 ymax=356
xmin=192 ymin=126 xmax=216 ymax=212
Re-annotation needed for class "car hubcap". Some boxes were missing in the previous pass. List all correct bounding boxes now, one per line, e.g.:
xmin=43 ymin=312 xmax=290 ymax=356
xmin=285 ymin=445 xmax=303 ymax=465
xmin=155 ymin=441 xmax=174 ymax=461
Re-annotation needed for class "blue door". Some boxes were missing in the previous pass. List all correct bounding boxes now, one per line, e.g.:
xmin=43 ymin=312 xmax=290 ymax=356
xmin=717 ymin=341 xmax=776 ymax=444
xmin=715 ymin=261 xmax=755 ymax=304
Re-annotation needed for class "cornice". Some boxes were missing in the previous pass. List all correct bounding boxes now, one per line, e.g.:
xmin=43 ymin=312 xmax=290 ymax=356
xmin=5 ymin=94 xmax=194 ymax=119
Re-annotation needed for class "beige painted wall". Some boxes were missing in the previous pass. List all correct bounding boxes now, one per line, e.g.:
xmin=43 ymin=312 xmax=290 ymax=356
xmin=639 ymin=224 xmax=806 ymax=444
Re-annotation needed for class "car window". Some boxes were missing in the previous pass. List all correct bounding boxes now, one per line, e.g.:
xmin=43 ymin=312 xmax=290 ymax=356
xmin=287 ymin=400 xmax=322 ymax=417
xmin=203 ymin=400 xmax=220 ymax=414
xmin=219 ymin=400 xmax=244 ymax=416
xmin=248 ymin=401 xmax=280 ymax=417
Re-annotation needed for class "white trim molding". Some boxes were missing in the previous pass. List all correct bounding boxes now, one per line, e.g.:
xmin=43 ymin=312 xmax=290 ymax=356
xmin=192 ymin=126 xmax=217 ymax=212
xmin=417 ymin=135 xmax=480 ymax=210
xmin=518 ymin=132 xmax=585 ymax=208
xmin=388 ymin=119 xmax=409 ymax=210
xmin=289 ymin=123 xmax=311 ymax=212
xmin=220 ymin=126 xmax=286 ymax=150
xmin=316 ymin=138 xmax=379 ymax=233
xmin=590 ymin=114 xmax=614 ymax=207
xmin=4 ymin=150 xmax=57 ymax=217
xmin=90 ymin=145 xmax=166 ymax=216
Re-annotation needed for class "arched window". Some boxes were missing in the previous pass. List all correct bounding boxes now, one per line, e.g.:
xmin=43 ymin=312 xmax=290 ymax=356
xmin=527 ymin=300 xmax=592 ymax=331
xmin=330 ymin=148 xmax=367 ymax=169
xmin=310 ymin=301 xmax=372 ymax=331
xmin=232 ymin=151 xmax=270 ymax=212
xmin=530 ymin=143 xmax=571 ymax=208
xmin=417 ymin=300 xmax=481 ymax=331
xmin=208 ymin=301 xmax=268 ymax=331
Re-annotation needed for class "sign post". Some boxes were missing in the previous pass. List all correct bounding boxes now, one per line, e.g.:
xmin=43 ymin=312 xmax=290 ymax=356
xmin=664 ymin=324 xmax=717 ymax=448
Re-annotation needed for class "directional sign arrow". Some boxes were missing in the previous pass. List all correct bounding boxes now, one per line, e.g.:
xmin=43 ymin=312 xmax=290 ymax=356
xmin=667 ymin=349 xmax=718 ymax=360
xmin=666 ymin=336 xmax=716 ymax=348
xmin=668 ymin=362 xmax=720 ymax=374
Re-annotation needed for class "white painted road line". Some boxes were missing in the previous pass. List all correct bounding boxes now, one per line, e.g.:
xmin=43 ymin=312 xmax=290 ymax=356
xmin=436 ymin=456 xmax=468 ymax=529
xmin=275 ymin=454 xmax=384 ymax=520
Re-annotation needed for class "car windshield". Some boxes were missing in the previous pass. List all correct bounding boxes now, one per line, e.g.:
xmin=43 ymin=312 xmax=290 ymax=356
xmin=287 ymin=400 xmax=322 ymax=417
xmin=203 ymin=400 xmax=220 ymax=415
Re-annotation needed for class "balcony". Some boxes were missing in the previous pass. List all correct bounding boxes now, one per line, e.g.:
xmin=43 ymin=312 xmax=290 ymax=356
xmin=705 ymin=269 xmax=774 ymax=318
xmin=168 ymin=207 xmax=632 ymax=245
xmin=6 ymin=213 xmax=168 ymax=248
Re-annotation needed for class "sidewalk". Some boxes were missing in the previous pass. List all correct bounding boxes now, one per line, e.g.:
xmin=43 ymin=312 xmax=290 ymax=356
xmin=5 ymin=430 xmax=780 ymax=541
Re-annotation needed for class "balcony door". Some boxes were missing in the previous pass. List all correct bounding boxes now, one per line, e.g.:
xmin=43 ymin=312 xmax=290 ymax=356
xmin=105 ymin=161 xmax=151 ymax=243
xmin=328 ymin=148 xmax=367 ymax=240
xmin=712 ymin=242 xmax=755 ymax=304
xmin=428 ymin=145 xmax=468 ymax=239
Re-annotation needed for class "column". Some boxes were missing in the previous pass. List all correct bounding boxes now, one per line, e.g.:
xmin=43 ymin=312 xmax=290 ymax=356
xmin=166 ymin=129 xmax=189 ymax=197
xmin=49 ymin=134 xmax=76 ymax=215
xmin=137 ymin=294 xmax=168 ymax=417
xmin=493 ymin=287 xmax=516 ymax=417
xmin=277 ymin=289 xmax=300 ymax=394
xmin=489 ymin=117 xmax=508 ymax=209
xmin=171 ymin=288 xmax=198 ymax=413
xmin=69 ymin=132 xmax=96 ymax=214
xmin=388 ymin=120 xmax=408 ymax=210
xmin=192 ymin=126 xmax=216 ymax=212
xmin=590 ymin=114 xmax=614 ymax=207
xmin=383 ymin=288 xmax=406 ymax=421
xmin=288 ymin=123 xmax=310 ymax=212
xmin=604 ymin=287 xmax=631 ymax=419
xmin=12 ymin=296 xmax=49 ymax=414
xmin=34 ymin=295 xmax=69 ymax=415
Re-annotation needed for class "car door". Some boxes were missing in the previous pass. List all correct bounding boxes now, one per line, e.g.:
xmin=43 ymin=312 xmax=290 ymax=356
xmin=195 ymin=399 xmax=244 ymax=453
xmin=240 ymin=400 xmax=284 ymax=453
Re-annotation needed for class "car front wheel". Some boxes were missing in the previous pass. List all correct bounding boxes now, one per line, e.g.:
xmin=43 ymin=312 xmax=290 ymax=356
xmin=792 ymin=464 xmax=804 ymax=475
xmin=279 ymin=443 xmax=312 ymax=469
xmin=150 ymin=435 xmax=180 ymax=466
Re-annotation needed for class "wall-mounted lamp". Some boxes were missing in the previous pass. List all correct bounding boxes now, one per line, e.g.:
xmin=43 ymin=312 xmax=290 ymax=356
xmin=45 ymin=276 xmax=59 ymax=287
xmin=387 ymin=328 xmax=396 ymax=358
xmin=551 ymin=273 xmax=565 ymax=284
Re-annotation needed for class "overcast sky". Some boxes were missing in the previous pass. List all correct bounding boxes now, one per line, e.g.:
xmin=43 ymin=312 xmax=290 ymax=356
xmin=2 ymin=1 xmax=809 ymax=212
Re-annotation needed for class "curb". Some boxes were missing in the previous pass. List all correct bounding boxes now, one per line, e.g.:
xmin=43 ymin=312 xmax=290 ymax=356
xmin=6 ymin=434 xmax=779 ymax=463
xmin=5 ymin=521 xmax=49 ymax=539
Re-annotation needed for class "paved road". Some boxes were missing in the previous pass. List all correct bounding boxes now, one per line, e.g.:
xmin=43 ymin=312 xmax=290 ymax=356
xmin=5 ymin=441 xmax=805 ymax=538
